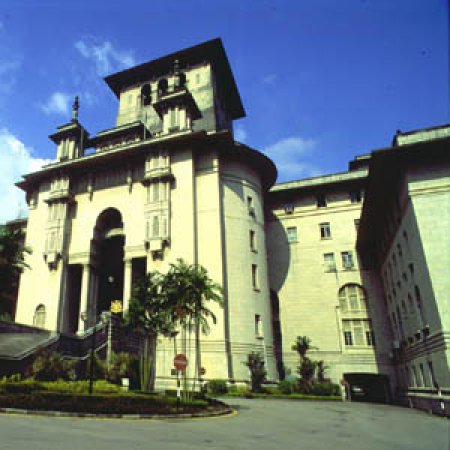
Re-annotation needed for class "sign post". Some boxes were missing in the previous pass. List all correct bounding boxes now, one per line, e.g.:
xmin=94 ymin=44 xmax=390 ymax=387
xmin=173 ymin=354 xmax=188 ymax=408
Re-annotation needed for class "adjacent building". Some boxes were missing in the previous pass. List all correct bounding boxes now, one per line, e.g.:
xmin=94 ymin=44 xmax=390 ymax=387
xmin=9 ymin=38 xmax=449 ymax=409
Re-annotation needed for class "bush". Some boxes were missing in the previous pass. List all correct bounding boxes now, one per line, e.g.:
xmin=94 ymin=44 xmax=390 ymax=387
xmin=295 ymin=380 xmax=313 ymax=395
xmin=26 ymin=350 xmax=77 ymax=381
xmin=0 ymin=391 xmax=211 ymax=415
xmin=278 ymin=379 xmax=295 ymax=395
xmin=207 ymin=379 xmax=228 ymax=396
xmin=244 ymin=352 xmax=266 ymax=393
xmin=104 ymin=352 xmax=137 ymax=385
xmin=310 ymin=381 xmax=340 ymax=397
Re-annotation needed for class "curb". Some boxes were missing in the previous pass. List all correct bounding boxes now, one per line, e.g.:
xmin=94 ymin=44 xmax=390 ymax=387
xmin=0 ymin=406 xmax=235 ymax=420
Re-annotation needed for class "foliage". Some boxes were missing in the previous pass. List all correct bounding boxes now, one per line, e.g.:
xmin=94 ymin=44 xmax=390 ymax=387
xmin=298 ymin=357 xmax=317 ymax=384
xmin=244 ymin=352 xmax=266 ymax=393
xmin=291 ymin=336 xmax=314 ymax=359
xmin=0 ymin=391 xmax=213 ymax=415
xmin=26 ymin=350 xmax=77 ymax=381
xmin=124 ymin=260 xmax=223 ymax=392
xmin=164 ymin=259 xmax=223 ymax=334
xmin=278 ymin=379 xmax=296 ymax=395
xmin=104 ymin=352 xmax=137 ymax=385
xmin=0 ymin=226 xmax=31 ymax=317
xmin=207 ymin=379 xmax=228 ymax=396
xmin=316 ymin=360 xmax=328 ymax=382
xmin=226 ymin=384 xmax=251 ymax=397
xmin=310 ymin=381 xmax=340 ymax=396
xmin=85 ymin=353 xmax=106 ymax=380
xmin=124 ymin=272 xmax=174 ymax=391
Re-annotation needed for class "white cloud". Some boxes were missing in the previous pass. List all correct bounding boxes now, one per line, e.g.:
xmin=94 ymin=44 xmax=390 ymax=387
xmin=235 ymin=125 xmax=248 ymax=142
xmin=74 ymin=39 xmax=136 ymax=76
xmin=0 ymin=129 xmax=52 ymax=223
xmin=41 ymin=92 xmax=71 ymax=116
xmin=264 ymin=136 xmax=323 ymax=180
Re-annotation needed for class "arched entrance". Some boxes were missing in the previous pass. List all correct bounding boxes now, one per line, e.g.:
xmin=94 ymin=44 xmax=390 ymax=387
xmin=94 ymin=208 xmax=125 ymax=315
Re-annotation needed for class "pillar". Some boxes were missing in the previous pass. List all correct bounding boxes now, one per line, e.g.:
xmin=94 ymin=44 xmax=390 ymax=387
xmin=78 ymin=264 xmax=91 ymax=332
xmin=123 ymin=259 xmax=132 ymax=313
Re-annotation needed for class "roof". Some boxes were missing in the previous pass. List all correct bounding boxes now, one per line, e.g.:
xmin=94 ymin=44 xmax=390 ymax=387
xmin=104 ymin=38 xmax=245 ymax=120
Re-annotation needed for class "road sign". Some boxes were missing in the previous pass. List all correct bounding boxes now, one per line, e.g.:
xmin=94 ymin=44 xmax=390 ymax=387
xmin=174 ymin=353 xmax=188 ymax=371
xmin=200 ymin=367 xmax=206 ymax=376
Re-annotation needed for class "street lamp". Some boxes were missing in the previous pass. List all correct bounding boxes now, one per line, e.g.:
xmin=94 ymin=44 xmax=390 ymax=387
xmin=81 ymin=310 xmax=110 ymax=394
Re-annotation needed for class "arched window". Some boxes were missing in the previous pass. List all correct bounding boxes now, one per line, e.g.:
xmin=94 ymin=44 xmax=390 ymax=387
xmin=338 ymin=284 xmax=366 ymax=312
xmin=33 ymin=304 xmax=46 ymax=328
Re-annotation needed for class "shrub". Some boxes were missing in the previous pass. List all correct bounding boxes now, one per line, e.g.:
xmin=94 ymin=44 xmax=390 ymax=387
xmin=278 ymin=379 xmax=295 ymax=395
xmin=297 ymin=357 xmax=317 ymax=384
xmin=244 ymin=352 xmax=266 ymax=393
xmin=207 ymin=379 xmax=228 ymax=396
xmin=295 ymin=380 xmax=313 ymax=395
xmin=27 ymin=350 xmax=77 ymax=381
xmin=104 ymin=352 xmax=137 ymax=385
xmin=310 ymin=381 xmax=340 ymax=397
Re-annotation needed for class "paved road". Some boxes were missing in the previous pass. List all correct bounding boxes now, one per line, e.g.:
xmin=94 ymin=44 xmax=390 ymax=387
xmin=0 ymin=399 xmax=448 ymax=450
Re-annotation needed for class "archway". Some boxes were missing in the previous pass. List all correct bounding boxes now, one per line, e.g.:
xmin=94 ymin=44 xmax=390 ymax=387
xmin=94 ymin=208 xmax=125 ymax=315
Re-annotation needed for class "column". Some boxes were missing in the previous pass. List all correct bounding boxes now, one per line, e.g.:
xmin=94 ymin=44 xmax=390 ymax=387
xmin=78 ymin=264 xmax=91 ymax=332
xmin=122 ymin=259 xmax=132 ymax=313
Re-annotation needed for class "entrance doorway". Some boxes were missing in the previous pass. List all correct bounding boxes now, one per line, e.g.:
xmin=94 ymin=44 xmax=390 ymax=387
xmin=94 ymin=208 xmax=125 ymax=315
xmin=344 ymin=373 xmax=391 ymax=404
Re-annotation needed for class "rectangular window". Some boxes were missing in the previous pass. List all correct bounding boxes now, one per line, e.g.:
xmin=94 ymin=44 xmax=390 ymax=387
xmin=247 ymin=196 xmax=255 ymax=217
xmin=354 ymin=219 xmax=360 ymax=232
xmin=342 ymin=320 xmax=373 ymax=347
xmin=251 ymin=264 xmax=259 ymax=290
xmin=249 ymin=230 xmax=256 ymax=252
xmin=323 ymin=253 xmax=336 ymax=272
xmin=341 ymin=251 xmax=354 ymax=270
xmin=169 ymin=108 xmax=179 ymax=129
xmin=316 ymin=194 xmax=327 ymax=208
xmin=319 ymin=222 xmax=331 ymax=239
xmin=255 ymin=314 xmax=262 ymax=337
xmin=152 ymin=216 xmax=159 ymax=238
xmin=419 ymin=363 xmax=426 ymax=387
xmin=286 ymin=226 xmax=298 ymax=242
xmin=349 ymin=190 xmax=362 ymax=203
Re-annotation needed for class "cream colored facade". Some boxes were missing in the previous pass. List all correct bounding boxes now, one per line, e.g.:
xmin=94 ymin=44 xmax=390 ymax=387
xmin=13 ymin=39 xmax=449 ymax=403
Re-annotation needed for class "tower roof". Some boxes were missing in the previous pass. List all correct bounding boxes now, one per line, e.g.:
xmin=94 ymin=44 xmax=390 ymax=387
xmin=104 ymin=38 xmax=245 ymax=120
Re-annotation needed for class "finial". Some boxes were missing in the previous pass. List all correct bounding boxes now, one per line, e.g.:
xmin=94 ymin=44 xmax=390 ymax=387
xmin=72 ymin=96 xmax=79 ymax=122
xmin=174 ymin=59 xmax=180 ymax=74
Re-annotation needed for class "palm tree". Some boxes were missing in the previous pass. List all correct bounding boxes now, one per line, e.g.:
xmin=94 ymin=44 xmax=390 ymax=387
xmin=124 ymin=271 xmax=175 ymax=391
xmin=163 ymin=259 xmax=223 ymax=389
xmin=0 ymin=225 xmax=31 ymax=319
xmin=291 ymin=336 xmax=313 ymax=359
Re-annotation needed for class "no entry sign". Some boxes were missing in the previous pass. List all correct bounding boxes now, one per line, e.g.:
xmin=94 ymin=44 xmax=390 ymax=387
xmin=174 ymin=353 xmax=188 ymax=371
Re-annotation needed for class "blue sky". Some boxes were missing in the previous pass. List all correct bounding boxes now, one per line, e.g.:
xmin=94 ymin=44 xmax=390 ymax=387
xmin=0 ymin=0 xmax=448 ymax=222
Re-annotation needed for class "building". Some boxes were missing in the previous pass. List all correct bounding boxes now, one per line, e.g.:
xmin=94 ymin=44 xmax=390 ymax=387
xmin=10 ymin=38 xmax=450 ymax=409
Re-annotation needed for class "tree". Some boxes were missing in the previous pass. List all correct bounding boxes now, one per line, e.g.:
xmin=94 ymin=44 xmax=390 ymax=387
xmin=0 ymin=226 xmax=31 ymax=319
xmin=292 ymin=336 xmax=317 ymax=385
xmin=244 ymin=352 xmax=266 ymax=392
xmin=163 ymin=259 xmax=223 ymax=390
xmin=291 ymin=336 xmax=313 ymax=359
xmin=124 ymin=271 xmax=175 ymax=391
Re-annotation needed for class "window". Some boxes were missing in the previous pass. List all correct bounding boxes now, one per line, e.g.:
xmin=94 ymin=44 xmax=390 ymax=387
xmin=324 ymin=253 xmax=336 ymax=272
xmin=342 ymin=319 xmax=373 ymax=347
xmin=349 ymin=190 xmax=362 ymax=203
xmin=251 ymin=264 xmax=259 ymax=290
xmin=419 ymin=363 xmax=426 ymax=387
xmin=33 ymin=304 xmax=46 ymax=329
xmin=397 ymin=243 xmax=403 ymax=258
xmin=414 ymin=285 xmax=425 ymax=326
xmin=255 ymin=314 xmax=262 ymax=337
xmin=316 ymin=194 xmax=327 ymax=208
xmin=319 ymin=222 xmax=331 ymax=239
xmin=341 ymin=251 xmax=354 ymax=270
xmin=354 ymin=219 xmax=360 ymax=232
xmin=152 ymin=215 xmax=159 ymax=238
xmin=338 ymin=284 xmax=366 ymax=312
xmin=286 ymin=226 xmax=298 ymax=242
xmin=169 ymin=108 xmax=179 ymax=130
xmin=249 ymin=230 xmax=256 ymax=252
xmin=247 ymin=196 xmax=255 ymax=217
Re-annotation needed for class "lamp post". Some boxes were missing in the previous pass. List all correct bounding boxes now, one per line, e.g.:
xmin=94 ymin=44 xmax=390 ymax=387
xmin=81 ymin=310 xmax=109 ymax=394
